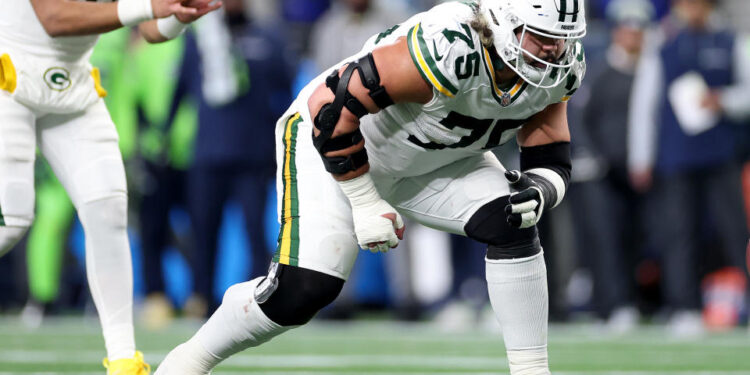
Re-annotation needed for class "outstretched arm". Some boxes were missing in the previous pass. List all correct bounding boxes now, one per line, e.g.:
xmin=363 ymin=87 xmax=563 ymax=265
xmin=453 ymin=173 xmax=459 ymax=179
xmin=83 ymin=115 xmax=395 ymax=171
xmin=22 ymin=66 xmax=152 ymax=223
xmin=29 ymin=0 xmax=214 ymax=38
xmin=138 ymin=0 xmax=221 ymax=43
xmin=504 ymin=102 xmax=572 ymax=228
xmin=306 ymin=37 xmax=432 ymax=252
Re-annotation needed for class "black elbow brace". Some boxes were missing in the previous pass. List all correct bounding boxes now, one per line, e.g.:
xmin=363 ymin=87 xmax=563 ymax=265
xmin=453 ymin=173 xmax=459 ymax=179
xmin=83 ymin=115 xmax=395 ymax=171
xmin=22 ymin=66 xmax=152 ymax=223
xmin=519 ymin=141 xmax=572 ymax=208
xmin=313 ymin=53 xmax=394 ymax=174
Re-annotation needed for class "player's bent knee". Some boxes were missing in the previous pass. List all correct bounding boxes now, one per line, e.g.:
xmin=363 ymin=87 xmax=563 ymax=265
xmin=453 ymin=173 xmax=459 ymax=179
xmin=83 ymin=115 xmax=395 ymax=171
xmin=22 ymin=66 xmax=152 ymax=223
xmin=77 ymin=195 xmax=128 ymax=237
xmin=256 ymin=264 xmax=344 ymax=326
xmin=0 ymin=178 xmax=35 ymax=227
xmin=70 ymin=156 xmax=127 ymax=206
xmin=0 ymin=226 xmax=31 ymax=257
xmin=464 ymin=196 xmax=541 ymax=260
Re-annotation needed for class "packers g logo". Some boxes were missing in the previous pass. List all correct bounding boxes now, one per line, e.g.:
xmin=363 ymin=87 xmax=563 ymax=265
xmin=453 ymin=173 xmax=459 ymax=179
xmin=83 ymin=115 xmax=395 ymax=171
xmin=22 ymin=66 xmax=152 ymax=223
xmin=43 ymin=67 xmax=72 ymax=91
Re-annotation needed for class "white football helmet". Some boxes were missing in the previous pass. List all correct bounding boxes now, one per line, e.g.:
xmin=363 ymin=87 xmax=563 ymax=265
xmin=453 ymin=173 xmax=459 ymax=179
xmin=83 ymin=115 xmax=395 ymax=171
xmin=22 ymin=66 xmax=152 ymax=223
xmin=479 ymin=0 xmax=587 ymax=88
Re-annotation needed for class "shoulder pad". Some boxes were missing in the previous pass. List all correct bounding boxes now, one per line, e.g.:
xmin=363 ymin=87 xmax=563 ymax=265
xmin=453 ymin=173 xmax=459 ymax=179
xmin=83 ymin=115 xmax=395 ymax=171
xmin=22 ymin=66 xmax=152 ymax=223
xmin=407 ymin=3 xmax=479 ymax=98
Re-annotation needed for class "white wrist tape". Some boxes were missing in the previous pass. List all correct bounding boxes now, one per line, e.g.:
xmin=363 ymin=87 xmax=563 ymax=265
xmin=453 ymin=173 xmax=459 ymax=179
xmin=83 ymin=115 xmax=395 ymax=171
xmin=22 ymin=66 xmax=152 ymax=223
xmin=526 ymin=167 xmax=567 ymax=208
xmin=157 ymin=15 xmax=188 ymax=39
xmin=117 ymin=0 xmax=154 ymax=27
xmin=337 ymin=173 xmax=382 ymax=208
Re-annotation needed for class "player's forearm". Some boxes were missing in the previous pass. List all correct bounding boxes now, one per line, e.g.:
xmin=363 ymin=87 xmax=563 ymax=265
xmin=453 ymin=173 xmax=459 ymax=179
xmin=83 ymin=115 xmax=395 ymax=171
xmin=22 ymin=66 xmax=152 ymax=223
xmin=514 ymin=103 xmax=572 ymax=212
xmin=308 ymin=75 xmax=374 ymax=182
xmin=31 ymin=1 xmax=122 ymax=37
xmin=139 ymin=15 xmax=191 ymax=43
xmin=311 ymin=108 xmax=369 ymax=181
xmin=138 ymin=20 xmax=168 ymax=43
xmin=519 ymin=142 xmax=571 ymax=208
xmin=319 ymin=122 xmax=370 ymax=181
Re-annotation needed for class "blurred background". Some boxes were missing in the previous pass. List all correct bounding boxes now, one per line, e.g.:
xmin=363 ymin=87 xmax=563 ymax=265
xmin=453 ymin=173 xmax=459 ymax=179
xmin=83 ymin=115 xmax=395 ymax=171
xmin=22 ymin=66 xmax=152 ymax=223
xmin=1 ymin=0 xmax=749 ymax=341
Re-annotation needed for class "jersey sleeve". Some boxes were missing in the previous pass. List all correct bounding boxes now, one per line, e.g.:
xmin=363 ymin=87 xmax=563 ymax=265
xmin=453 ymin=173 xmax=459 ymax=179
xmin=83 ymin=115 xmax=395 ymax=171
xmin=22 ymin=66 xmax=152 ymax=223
xmin=406 ymin=6 xmax=477 ymax=99
xmin=559 ymin=41 xmax=587 ymax=103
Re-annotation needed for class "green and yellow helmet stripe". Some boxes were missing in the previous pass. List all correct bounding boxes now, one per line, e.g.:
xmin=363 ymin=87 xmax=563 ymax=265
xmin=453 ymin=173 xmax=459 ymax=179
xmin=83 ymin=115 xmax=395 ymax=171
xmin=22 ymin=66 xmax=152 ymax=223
xmin=407 ymin=23 xmax=458 ymax=97
xmin=274 ymin=113 xmax=302 ymax=266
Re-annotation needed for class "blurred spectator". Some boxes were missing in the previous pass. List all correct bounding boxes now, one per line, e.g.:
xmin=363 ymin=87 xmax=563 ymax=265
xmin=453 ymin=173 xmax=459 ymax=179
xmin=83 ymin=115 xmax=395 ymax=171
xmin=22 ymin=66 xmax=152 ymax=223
xmin=589 ymin=0 xmax=670 ymax=21
xmin=19 ymin=162 xmax=75 ymax=326
xmin=0 ymin=229 xmax=25 ymax=312
xmin=719 ymin=0 xmax=750 ymax=33
xmin=131 ymin=35 xmax=197 ymax=329
xmin=431 ymin=235 xmax=490 ymax=331
xmin=309 ymin=0 xmax=406 ymax=71
xmin=571 ymin=0 xmax=654 ymax=332
xmin=282 ymin=0 xmax=331 ymax=57
xmin=172 ymin=0 xmax=294 ymax=315
xmin=628 ymin=0 xmax=750 ymax=336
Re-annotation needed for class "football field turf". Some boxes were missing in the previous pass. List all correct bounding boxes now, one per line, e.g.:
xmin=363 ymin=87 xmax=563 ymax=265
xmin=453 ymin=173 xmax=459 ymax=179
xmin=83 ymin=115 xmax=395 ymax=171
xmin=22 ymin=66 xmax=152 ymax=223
xmin=1 ymin=317 xmax=749 ymax=374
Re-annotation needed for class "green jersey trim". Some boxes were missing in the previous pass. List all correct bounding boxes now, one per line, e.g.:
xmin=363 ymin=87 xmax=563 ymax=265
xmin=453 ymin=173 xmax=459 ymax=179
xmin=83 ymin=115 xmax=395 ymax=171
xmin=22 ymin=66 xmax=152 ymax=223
xmin=481 ymin=47 xmax=528 ymax=106
xmin=407 ymin=23 xmax=459 ymax=97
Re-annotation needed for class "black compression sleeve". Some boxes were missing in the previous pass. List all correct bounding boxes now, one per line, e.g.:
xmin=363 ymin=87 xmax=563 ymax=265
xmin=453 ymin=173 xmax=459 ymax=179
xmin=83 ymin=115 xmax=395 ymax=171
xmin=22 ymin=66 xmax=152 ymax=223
xmin=519 ymin=141 xmax=572 ymax=190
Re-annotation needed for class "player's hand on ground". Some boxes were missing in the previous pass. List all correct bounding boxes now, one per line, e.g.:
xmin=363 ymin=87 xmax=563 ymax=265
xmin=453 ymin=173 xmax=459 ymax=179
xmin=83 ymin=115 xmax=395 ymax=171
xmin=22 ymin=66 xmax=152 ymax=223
xmin=351 ymin=199 xmax=405 ymax=253
xmin=504 ymin=170 xmax=544 ymax=229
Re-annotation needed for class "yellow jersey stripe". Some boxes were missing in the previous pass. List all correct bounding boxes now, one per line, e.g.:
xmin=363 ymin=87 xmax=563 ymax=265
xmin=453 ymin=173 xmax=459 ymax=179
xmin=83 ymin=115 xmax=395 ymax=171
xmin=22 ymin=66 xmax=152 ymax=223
xmin=407 ymin=24 xmax=456 ymax=98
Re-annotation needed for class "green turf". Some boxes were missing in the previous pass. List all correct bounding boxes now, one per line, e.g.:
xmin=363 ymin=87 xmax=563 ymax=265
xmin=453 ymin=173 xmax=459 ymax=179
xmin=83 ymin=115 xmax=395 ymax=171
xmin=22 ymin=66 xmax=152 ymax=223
xmin=0 ymin=317 xmax=749 ymax=374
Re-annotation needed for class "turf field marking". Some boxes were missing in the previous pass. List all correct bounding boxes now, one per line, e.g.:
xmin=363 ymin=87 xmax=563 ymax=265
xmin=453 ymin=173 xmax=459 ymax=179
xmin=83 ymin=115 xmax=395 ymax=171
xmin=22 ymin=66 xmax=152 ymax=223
xmin=0 ymin=350 xmax=507 ymax=369
xmin=0 ymin=369 xmax=750 ymax=375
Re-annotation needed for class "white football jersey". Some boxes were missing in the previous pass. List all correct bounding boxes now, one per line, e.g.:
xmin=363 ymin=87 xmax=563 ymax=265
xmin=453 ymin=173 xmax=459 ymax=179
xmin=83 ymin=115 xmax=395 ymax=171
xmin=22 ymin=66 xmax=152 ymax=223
xmin=0 ymin=0 xmax=115 ymax=62
xmin=299 ymin=1 xmax=585 ymax=178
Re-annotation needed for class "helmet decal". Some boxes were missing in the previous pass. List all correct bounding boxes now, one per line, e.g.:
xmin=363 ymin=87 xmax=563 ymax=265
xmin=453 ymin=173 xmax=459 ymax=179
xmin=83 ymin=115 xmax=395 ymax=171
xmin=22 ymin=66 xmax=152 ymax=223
xmin=556 ymin=0 xmax=582 ymax=23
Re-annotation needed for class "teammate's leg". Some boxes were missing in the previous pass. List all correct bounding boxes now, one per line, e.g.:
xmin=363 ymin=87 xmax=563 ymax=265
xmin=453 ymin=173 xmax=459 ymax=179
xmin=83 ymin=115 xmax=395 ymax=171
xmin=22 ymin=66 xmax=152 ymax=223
xmin=381 ymin=152 xmax=551 ymax=375
xmin=37 ymin=102 xmax=144 ymax=368
xmin=156 ymin=112 xmax=360 ymax=374
xmin=0 ymin=95 xmax=37 ymax=256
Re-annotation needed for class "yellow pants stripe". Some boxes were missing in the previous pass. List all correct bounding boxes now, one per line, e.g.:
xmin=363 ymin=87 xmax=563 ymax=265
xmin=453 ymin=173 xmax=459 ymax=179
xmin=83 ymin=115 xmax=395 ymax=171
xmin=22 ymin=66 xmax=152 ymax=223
xmin=274 ymin=113 xmax=302 ymax=266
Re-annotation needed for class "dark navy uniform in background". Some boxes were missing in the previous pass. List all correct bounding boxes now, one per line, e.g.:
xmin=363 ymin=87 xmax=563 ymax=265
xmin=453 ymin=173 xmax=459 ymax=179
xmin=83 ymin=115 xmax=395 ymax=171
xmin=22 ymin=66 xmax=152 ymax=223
xmin=172 ymin=17 xmax=293 ymax=312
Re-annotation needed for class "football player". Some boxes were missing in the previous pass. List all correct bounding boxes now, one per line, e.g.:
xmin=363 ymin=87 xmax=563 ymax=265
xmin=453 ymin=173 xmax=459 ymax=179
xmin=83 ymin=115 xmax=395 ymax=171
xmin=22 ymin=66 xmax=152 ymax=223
xmin=156 ymin=1 xmax=585 ymax=374
xmin=0 ymin=0 xmax=220 ymax=373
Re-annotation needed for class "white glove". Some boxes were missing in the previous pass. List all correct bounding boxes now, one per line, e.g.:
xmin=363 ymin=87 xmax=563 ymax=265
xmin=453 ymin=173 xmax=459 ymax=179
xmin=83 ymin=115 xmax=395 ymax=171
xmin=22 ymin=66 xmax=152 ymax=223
xmin=338 ymin=174 xmax=405 ymax=253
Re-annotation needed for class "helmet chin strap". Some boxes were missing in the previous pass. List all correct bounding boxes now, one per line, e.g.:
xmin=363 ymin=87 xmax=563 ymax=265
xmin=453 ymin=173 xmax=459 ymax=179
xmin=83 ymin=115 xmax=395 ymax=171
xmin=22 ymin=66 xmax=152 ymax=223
xmin=490 ymin=46 xmax=523 ymax=87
